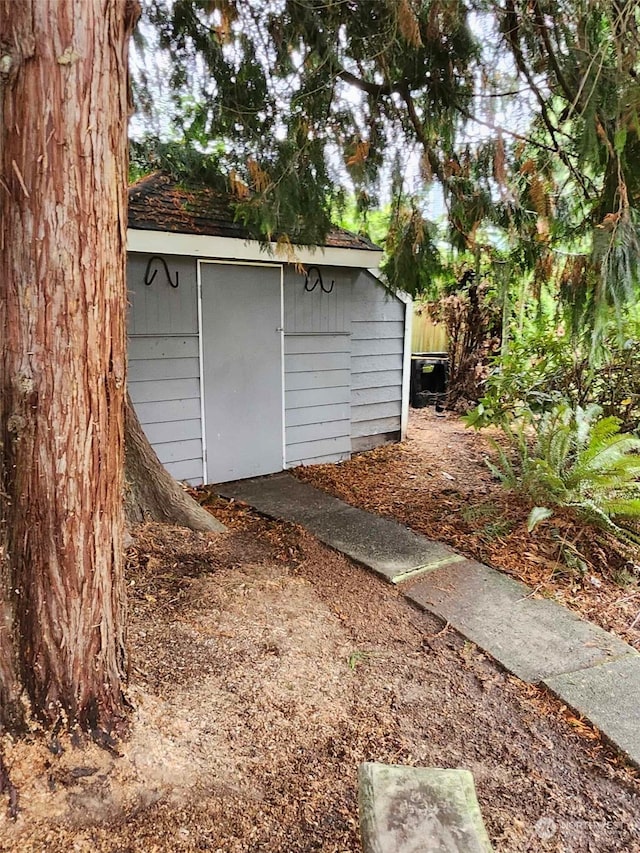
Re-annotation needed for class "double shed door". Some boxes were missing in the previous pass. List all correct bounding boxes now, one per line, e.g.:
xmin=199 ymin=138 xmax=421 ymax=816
xmin=200 ymin=261 xmax=284 ymax=483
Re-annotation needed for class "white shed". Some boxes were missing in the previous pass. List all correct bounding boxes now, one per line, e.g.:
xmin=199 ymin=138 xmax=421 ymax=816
xmin=126 ymin=174 xmax=412 ymax=485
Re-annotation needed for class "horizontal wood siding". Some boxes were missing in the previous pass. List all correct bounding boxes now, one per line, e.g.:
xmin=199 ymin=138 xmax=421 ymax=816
xmin=286 ymin=351 xmax=350 ymax=373
xmin=129 ymin=335 xmax=199 ymax=360
xmin=286 ymin=369 xmax=351 ymax=392
xmin=352 ymin=353 xmax=404 ymax=373
xmin=352 ymin=401 xmax=402 ymax=422
xmin=351 ymin=271 xmax=404 ymax=443
xmin=143 ymin=419 xmax=201 ymax=444
xmin=352 ymin=369 xmax=403 ymax=389
xmin=133 ymin=397 xmax=201 ymax=424
xmin=129 ymin=377 xmax=200 ymax=405
xmin=350 ymin=319 xmax=404 ymax=339
xmin=285 ymin=335 xmax=351 ymax=355
xmin=287 ymin=420 xmax=349 ymax=444
xmin=284 ymin=266 xmax=354 ymax=465
xmin=285 ymin=385 xmax=351 ymax=408
xmin=286 ymin=436 xmax=351 ymax=465
xmin=164 ymin=459 xmax=204 ymax=482
xmin=284 ymin=342 xmax=351 ymax=466
xmin=127 ymin=252 xmax=203 ymax=484
xmin=286 ymin=402 xmax=350 ymax=428
xmin=155 ymin=438 xmax=202 ymax=465
xmin=128 ymin=356 xmax=200 ymax=382
xmin=352 ymin=416 xmax=402 ymax=437
xmin=284 ymin=266 xmax=406 ymax=463
xmin=352 ymin=337 xmax=403 ymax=356
xmin=352 ymin=386 xmax=402 ymax=406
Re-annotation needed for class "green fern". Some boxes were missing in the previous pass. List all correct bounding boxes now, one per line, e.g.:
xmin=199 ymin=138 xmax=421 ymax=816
xmin=487 ymin=402 xmax=640 ymax=543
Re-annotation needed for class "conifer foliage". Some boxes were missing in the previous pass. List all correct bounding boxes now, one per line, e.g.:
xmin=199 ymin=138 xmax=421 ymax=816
xmin=137 ymin=0 xmax=480 ymax=246
xmin=135 ymin=1 xmax=640 ymax=331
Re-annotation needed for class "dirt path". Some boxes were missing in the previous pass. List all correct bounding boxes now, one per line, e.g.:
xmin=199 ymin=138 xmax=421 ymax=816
xmin=2 ymin=514 xmax=639 ymax=852
xmin=296 ymin=408 xmax=640 ymax=652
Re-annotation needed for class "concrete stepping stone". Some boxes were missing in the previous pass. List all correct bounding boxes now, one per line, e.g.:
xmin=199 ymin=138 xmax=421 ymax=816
xmin=544 ymin=656 xmax=640 ymax=767
xmin=218 ymin=473 xmax=463 ymax=582
xmin=405 ymin=559 xmax=635 ymax=683
xmin=358 ymin=762 xmax=493 ymax=853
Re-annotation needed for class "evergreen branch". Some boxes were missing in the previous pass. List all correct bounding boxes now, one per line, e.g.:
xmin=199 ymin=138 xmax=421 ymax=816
xmin=401 ymin=87 xmax=443 ymax=183
xmin=336 ymin=68 xmax=396 ymax=99
xmin=497 ymin=0 xmax=593 ymax=199
xmin=531 ymin=0 xmax=577 ymax=106
xmin=457 ymin=105 xmax=556 ymax=153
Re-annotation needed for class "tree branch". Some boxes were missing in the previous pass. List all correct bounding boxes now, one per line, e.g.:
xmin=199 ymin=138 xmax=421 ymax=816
xmin=336 ymin=68 xmax=395 ymax=99
xmin=531 ymin=0 xmax=577 ymax=107
xmin=401 ymin=86 xmax=444 ymax=182
xmin=499 ymin=0 xmax=593 ymax=199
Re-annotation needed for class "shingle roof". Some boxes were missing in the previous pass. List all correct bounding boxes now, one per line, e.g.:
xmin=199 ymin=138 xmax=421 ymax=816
xmin=127 ymin=173 xmax=381 ymax=252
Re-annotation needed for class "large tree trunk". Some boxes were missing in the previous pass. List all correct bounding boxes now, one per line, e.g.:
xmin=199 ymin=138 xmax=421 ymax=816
xmin=124 ymin=394 xmax=225 ymax=533
xmin=0 ymin=0 xmax=139 ymax=734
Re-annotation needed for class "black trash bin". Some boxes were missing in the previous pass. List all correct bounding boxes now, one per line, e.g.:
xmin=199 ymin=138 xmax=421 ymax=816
xmin=410 ymin=353 xmax=449 ymax=409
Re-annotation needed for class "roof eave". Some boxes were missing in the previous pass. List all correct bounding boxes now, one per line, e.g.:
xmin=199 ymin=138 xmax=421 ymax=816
xmin=127 ymin=227 xmax=384 ymax=270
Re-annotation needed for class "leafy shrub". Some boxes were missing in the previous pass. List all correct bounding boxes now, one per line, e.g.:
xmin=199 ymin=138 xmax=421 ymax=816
xmin=486 ymin=403 xmax=640 ymax=542
xmin=467 ymin=326 xmax=640 ymax=431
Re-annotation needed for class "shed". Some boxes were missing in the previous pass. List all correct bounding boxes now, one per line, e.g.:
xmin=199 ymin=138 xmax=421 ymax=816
xmin=126 ymin=174 xmax=412 ymax=485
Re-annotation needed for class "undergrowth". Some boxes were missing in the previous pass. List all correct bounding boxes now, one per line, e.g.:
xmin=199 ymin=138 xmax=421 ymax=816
xmin=480 ymin=403 xmax=640 ymax=547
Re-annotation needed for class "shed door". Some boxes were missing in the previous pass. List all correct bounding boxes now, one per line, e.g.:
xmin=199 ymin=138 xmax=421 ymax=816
xmin=200 ymin=262 xmax=283 ymax=483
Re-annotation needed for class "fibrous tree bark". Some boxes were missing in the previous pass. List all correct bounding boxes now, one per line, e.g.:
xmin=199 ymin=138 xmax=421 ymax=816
xmin=0 ymin=0 xmax=139 ymax=734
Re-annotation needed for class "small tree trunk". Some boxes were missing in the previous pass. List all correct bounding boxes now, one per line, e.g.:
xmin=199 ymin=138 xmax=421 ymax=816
xmin=0 ymin=0 xmax=139 ymax=734
xmin=124 ymin=395 xmax=225 ymax=533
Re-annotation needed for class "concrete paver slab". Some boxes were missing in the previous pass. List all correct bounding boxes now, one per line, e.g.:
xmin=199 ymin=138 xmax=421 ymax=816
xmin=544 ymin=656 xmax=640 ymax=768
xmin=406 ymin=559 xmax=634 ymax=683
xmin=219 ymin=473 xmax=461 ymax=582
xmin=358 ymin=762 xmax=493 ymax=853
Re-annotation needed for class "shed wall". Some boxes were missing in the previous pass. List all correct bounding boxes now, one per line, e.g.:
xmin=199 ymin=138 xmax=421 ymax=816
xmin=127 ymin=253 xmax=204 ymax=484
xmin=283 ymin=266 xmax=352 ymax=466
xmin=127 ymin=254 xmax=406 ymax=482
xmin=351 ymin=271 xmax=404 ymax=450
